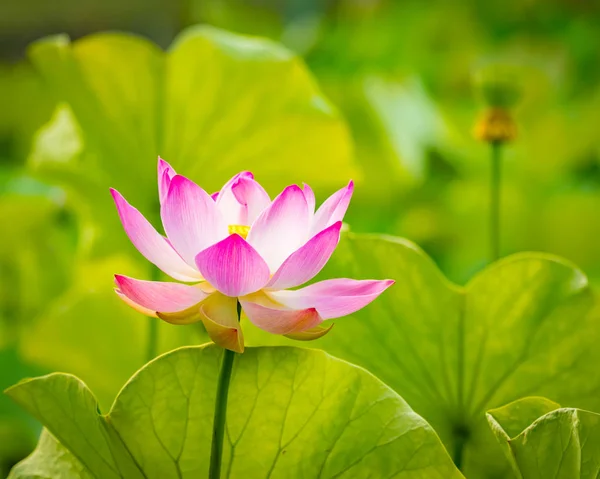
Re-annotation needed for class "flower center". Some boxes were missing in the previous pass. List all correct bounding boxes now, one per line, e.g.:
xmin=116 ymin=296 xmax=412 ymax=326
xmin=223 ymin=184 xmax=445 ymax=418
xmin=228 ymin=224 xmax=250 ymax=239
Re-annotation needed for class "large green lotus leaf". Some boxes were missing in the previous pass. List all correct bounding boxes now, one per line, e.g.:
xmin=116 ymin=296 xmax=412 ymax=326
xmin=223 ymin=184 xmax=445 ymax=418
xmin=246 ymin=233 xmax=600 ymax=478
xmin=487 ymin=397 xmax=600 ymax=478
xmin=7 ymin=345 xmax=464 ymax=478
xmin=27 ymin=25 xmax=354 ymax=256
xmin=8 ymin=430 xmax=92 ymax=479
xmin=0 ymin=347 xmax=47 ymax=478
xmin=17 ymin=255 xmax=208 ymax=410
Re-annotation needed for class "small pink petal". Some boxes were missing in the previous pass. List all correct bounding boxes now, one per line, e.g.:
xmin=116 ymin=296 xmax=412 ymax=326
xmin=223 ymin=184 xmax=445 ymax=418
xmin=212 ymin=173 xmax=247 ymax=223
xmin=110 ymin=188 xmax=202 ymax=282
xmin=218 ymin=172 xmax=254 ymax=196
xmin=231 ymin=176 xmax=270 ymax=224
xmin=268 ymin=278 xmax=394 ymax=320
xmin=157 ymin=157 xmax=177 ymax=204
xmin=266 ymin=221 xmax=342 ymax=290
xmin=161 ymin=175 xmax=228 ymax=266
xmin=195 ymin=234 xmax=270 ymax=297
xmin=246 ymin=185 xmax=310 ymax=271
xmin=215 ymin=172 xmax=269 ymax=225
xmin=303 ymin=183 xmax=315 ymax=214
xmin=157 ymin=156 xmax=174 ymax=177
xmin=240 ymin=296 xmax=321 ymax=335
xmin=114 ymin=275 xmax=209 ymax=315
xmin=311 ymin=181 xmax=354 ymax=235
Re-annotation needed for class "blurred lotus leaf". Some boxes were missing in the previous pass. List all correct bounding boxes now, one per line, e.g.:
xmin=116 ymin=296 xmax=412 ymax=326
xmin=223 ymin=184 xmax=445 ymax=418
xmin=15 ymin=254 xmax=208 ymax=410
xmin=0 ymin=63 xmax=55 ymax=166
xmin=247 ymin=233 xmax=600 ymax=478
xmin=487 ymin=396 xmax=600 ymax=478
xmin=364 ymin=76 xmax=448 ymax=184
xmin=0 ymin=178 xmax=72 ymax=346
xmin=8 ymin=346 xmax=464 ymax=478
xmin=27 ymin=25 xmax=354 ymax=257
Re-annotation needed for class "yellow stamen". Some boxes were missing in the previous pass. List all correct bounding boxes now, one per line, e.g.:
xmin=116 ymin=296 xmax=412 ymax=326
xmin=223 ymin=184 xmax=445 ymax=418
xmin=228 ymin=224 xmax=250 ymax=239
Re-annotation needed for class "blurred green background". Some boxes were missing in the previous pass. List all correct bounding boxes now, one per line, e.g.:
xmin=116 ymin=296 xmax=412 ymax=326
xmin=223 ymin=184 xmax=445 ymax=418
xmin=1 ymin=0 xmax=599 ymax=475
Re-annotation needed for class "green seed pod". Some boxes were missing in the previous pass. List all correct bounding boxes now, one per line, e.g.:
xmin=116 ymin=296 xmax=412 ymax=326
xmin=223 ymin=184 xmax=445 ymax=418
xmin=474 ymin=65 xmax=522 ymax=109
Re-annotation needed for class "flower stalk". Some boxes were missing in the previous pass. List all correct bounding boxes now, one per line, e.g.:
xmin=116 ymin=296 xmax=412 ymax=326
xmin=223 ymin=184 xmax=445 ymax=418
xmin=474 ymin=109 xmax=512 ymax=263
xmin=473 ymin=67 xmax=520 ymax=263
xmin=209 ymin=302 xmax=241 ymax=479
xmin=490 ymin=141 xmax=502 ymax=261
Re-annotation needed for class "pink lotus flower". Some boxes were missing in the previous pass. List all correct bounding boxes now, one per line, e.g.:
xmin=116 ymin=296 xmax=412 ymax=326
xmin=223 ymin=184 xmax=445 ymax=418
xmin=111 ymin=157 xmax=393 ymax=352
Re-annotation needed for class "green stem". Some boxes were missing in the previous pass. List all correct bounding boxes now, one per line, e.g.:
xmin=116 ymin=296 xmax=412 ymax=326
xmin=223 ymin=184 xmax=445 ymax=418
xmin=490 ymin=141 xmax=502 ymax=262
xmin=452 ymin=432 xmax=466 ymax=471
xmin=146 ymin=265 xmax=162 ymax=362
xmin=209 ymin=302 xmax=241 ymax=479
xmin=451 ymin=418 xmax=470 ymax=471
